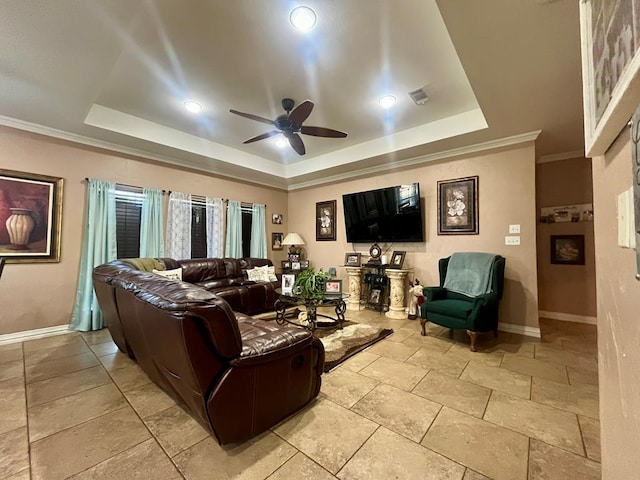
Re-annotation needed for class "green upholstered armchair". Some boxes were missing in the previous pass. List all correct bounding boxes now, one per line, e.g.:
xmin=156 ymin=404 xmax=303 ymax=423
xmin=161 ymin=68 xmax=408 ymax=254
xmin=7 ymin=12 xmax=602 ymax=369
xmin=420 ymin=254 xmax=506 ymax=351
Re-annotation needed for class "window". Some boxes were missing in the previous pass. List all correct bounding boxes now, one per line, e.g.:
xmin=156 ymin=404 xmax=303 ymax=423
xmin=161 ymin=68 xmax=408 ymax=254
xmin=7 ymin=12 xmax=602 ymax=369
xmin=191 ymin=203 xmax=207 ymax=258
xmin=241 ymin=209 xmax=253 ymax=257
xmin=115 ymin=186 xmax=143 ymax=259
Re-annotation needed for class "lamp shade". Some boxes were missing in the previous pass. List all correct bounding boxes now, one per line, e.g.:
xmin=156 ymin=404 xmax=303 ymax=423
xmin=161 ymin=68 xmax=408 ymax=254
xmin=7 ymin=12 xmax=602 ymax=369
xmin=281 ymin=232 xmax=305 ymax=246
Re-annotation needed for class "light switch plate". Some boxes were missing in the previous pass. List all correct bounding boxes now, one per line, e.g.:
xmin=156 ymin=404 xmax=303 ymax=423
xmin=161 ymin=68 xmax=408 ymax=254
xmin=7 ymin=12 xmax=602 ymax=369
xmin=509 ymin=224 xmax=521 ymax=234
xmin=505 ymin=236 xmax=521 ymax=245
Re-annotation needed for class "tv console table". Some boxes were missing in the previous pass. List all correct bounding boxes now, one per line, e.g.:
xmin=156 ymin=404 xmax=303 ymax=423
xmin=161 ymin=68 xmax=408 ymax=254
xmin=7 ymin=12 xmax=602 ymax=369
xmin=344 ymin=266 xmax=411 ymax=319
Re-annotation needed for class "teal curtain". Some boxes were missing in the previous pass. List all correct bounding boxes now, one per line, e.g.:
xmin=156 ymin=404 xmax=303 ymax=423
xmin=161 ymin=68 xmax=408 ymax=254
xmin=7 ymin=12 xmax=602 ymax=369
xmin=250 ymin=203 xmax=267 ymax=258
xmin=225 ymin=200 xmax=243 ymax=258
xmin=70 ymin=179 xmax=117 ymax=331
xmin=140 ymin=188 xmax=164 ymax=257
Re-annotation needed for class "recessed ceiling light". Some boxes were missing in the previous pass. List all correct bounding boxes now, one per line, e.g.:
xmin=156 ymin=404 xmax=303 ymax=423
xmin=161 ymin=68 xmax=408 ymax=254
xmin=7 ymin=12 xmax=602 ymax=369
xmin=290 ymin=6 xmax=317 ymax=32
xmin=183 ymin=101 xmax=203 ymax=113
xmin=378 ymin=95 xmax=397 ymax=109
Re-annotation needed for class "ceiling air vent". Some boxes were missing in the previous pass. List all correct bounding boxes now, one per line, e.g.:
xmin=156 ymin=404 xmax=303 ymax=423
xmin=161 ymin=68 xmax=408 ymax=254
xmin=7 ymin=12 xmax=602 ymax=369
xmin=408 ymin=87 xmax=428 ymax=105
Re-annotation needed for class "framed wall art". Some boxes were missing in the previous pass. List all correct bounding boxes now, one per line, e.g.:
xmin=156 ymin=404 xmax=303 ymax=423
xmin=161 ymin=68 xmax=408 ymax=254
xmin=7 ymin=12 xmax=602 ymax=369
xmin=632 ymin=105 xmax=640 ymax=279
xmin=316 ymin=200 xmax=336 ymax=241
xmin=272 ymin=232 xmax=283 ymax=250
xmin=550 ymin=235 xmax=586 ymax=265
xmin=437 ymin=176 xmax=479 ymax=235
xmin=580 ymin=0 xmax=640 ymax=157
xmin=0 ymin=169 xmax=63 ymax=263
xmin=272 ymin=213 xmax=283 ymax=224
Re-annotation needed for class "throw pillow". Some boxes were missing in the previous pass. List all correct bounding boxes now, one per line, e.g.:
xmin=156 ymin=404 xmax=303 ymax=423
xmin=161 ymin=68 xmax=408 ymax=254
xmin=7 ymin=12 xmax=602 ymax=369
xmin=246 ymin=267 xmax=262 ymax=282
xmin=152 ymin=268 xmax=183 ymax=281
xmin=267 ymin=265 xmax=277 ymax=282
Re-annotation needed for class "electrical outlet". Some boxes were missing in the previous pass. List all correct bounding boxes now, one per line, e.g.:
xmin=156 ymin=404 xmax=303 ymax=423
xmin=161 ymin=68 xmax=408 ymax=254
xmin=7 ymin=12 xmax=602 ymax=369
xmin=509 ymin=224 xmax=521 ymax=234
xmin=505 ymin=236 xmax=521 ymax=245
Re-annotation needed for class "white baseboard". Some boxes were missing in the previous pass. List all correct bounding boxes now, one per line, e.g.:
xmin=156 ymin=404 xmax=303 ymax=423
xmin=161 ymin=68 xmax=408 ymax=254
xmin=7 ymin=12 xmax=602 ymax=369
xmin=538 ymin=311 xmax=597 ymax=325
xmin=498 ymin=322 xmax=541 ymax=338
xmin=0 ymin=325 xmax=72 ymax=346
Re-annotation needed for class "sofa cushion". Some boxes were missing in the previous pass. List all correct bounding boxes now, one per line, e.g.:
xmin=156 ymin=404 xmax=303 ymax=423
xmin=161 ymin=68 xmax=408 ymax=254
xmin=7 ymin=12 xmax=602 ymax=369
xmin=424 ymin=299 xmax=473 ymax=320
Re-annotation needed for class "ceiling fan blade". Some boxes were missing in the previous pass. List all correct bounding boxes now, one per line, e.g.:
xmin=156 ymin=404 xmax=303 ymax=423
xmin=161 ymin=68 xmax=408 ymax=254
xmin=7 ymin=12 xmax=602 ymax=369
xmin=243 ymin=131 xmax=281 ymax=144
xmin=287 ymin=133 xmax=306 ymax=155
xmin=229 ymin=109 xmax=274 ymax=126
xmin=300 ymin=126 xmax=348 ymax=138
xmin=288 ymin=100 xmax=314 ymax=128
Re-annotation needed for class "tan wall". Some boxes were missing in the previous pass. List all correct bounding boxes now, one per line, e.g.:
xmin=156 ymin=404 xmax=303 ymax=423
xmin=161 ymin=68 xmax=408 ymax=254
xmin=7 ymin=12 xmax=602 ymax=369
xmin=287 ymin=142 xmax=539 ymax=330
xmin=536 ymin=157 xmax=596 ymax=317
xmin=592 ymin=133 xmax=640 ymax=478
xmin=0 ymin=126 xmax=288 ymax=335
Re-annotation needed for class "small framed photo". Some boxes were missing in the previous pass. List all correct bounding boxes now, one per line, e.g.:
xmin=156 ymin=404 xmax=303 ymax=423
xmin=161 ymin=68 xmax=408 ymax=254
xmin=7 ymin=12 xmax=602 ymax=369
xmin=344 ymin=252 xmax=361 ymax=267
xmin=282 ymin=274 xmax=295 ymax=294
xmin=272 ymin=213 xmax=283 ymax=224
xmin=325 ymin=279 xmax=342 ymax=295
xmin=288 ymin=253 xmax=300 ymax=262
xmin=369 ymin=288 xmax=382 ymax=304
xmin=291 ymin=261 xmax=301 ymax=271
xmin=389 ymin=251 xmax=406 ymax=269
xmin=550 ymin=235 xmax=585 ymax=265
xmin=300 ymin=260 xmax=309 ymax=269
xmin=437 ymin=176 xmax=479 ymax=235
xmin=281 ymin=260 xmax=291 ymax=270
xmin=272 ymin=232 xmax=283 ymax=250
xmin=316 ymin=199 xmax=337 ymax=241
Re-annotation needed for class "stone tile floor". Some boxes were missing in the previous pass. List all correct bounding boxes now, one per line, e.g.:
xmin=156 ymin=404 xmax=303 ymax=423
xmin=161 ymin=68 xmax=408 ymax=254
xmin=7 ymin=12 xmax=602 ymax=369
xmin=0 ymin=312 xmax=600 ymax=479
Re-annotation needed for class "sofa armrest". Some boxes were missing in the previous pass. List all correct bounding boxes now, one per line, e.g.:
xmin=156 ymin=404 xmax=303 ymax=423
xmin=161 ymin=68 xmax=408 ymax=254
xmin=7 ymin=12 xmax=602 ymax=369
xmin=423 ymin=286 xmax=447 ymax=301
xmin=231 ymin=316 xmax=317 ymax=367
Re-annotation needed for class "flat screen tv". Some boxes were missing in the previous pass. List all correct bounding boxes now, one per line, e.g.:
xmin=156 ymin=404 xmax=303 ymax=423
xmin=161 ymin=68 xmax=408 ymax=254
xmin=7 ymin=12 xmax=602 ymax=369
xmin=342 ymin=183 xmax=424 ymax=243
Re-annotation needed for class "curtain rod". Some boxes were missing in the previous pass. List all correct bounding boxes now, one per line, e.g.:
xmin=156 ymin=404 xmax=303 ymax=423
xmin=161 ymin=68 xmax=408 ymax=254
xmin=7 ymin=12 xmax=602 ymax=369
xmin=83 ymin=178 xmax=166 ymax=194
xmin=166 ymin=191 xmax=265 ymax=207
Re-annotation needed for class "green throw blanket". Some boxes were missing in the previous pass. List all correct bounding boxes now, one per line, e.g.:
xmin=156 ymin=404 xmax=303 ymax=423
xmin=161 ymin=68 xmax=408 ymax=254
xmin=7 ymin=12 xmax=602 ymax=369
xmin=443 ymin=252 xmax=496 ymax=297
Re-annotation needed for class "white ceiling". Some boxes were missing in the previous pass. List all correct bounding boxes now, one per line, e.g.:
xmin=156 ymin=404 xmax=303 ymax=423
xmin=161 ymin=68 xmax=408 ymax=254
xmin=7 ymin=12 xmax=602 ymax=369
xmin=0 ymin=0 xmax=584 ymax=189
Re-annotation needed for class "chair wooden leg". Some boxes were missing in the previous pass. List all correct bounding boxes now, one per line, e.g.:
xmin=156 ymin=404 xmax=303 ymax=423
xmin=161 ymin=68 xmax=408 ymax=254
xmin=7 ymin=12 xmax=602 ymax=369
xmin=466 ymin=330 xmax=478 ymax=352
xmin=420 ymin=318 xmax=427 ymax=336
xmin=449 ymin=328 xmax=454 ymax=338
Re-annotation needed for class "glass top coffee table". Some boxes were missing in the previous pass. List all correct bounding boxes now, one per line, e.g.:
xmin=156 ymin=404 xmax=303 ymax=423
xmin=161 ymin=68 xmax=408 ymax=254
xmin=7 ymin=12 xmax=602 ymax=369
xmin=274 ymin=289 xmax=349 ymax=331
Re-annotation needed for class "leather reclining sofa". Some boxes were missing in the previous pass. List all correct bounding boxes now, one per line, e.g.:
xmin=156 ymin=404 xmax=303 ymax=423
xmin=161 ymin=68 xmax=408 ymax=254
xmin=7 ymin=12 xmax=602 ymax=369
xmin=92 ymin=257 xmax=324 ymax=445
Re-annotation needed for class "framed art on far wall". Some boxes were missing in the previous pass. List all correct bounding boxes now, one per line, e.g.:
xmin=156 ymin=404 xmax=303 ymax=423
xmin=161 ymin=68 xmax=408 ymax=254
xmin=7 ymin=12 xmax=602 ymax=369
xmin=437 ymin=176 xmax=479 ymax=235
xmin=316 ymin=200 xmax=337 ymax=241
xmin=550 ymin=235 xmax=585 ymax=265
xmin=0 ymin=169 xmax=63 ymax=263
xmin=272 ymin=232 xmax=283 ymax=250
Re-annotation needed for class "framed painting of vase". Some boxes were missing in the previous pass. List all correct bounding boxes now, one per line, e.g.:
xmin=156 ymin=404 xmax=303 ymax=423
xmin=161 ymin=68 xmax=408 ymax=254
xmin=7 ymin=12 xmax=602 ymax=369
xmin=0 ymin=169 xmax=63 ymax=263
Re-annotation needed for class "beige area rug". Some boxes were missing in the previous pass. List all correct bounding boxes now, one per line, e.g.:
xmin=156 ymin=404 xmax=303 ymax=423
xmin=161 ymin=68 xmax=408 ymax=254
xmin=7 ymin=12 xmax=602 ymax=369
xmin=315 ymin=322 xmax=393 ymax=372
xmin=253 ymin=309 xmax=393 ymax=372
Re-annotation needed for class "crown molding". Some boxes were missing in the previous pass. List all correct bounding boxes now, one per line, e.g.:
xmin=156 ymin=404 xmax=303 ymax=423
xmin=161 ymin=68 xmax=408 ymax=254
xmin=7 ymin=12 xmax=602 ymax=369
xmin=288 ymin=130 xmax=541 ymax=190
xmin=0 ymin=114 xmax=288 ymax=191
xmin=537 ymin=150 xmax=585 ymax=164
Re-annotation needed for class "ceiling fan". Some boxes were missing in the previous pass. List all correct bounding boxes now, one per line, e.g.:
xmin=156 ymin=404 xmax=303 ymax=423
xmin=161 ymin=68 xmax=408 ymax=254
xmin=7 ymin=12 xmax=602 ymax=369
xmin=229 ymin=98 xmax=347 ymax=155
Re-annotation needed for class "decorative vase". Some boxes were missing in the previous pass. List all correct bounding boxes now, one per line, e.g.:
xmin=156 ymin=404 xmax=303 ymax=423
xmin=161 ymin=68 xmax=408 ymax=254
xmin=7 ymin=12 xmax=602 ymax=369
xmin=6 ymin=208 xmax=35 ymax=249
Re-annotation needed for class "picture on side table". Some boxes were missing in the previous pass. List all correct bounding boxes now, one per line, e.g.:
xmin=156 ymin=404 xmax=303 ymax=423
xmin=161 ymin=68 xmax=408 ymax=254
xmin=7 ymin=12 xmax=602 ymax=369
xmin=282 ymin=274 xmax=295 ymax=294
xmin=550 ymin=235 xmax=585 ymax=265
xmin=437 ymin=176 xmax=479 ymax=235
xmin=344 ymin=252 xmax=361 ymax=267
xmin=389 ymin=251 xmax=406 ymax=269
xmin=325 ymin=280 xmax=342 ymax=295
xmin=0 ymin=168 xmax=63 ymax=263
xmin=369 ymin=289 xmax=381 ymax=304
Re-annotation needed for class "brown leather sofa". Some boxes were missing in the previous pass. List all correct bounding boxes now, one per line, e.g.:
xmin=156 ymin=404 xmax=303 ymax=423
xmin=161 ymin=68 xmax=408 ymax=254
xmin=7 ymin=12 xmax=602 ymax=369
xmin=92 ymin=258 xmax=324 ymax=445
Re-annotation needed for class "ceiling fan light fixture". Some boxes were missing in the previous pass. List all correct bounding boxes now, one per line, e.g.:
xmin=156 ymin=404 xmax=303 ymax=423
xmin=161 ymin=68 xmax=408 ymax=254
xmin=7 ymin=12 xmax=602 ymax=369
xmin=378 ymin=95 xmax=397 ymax=109
xmin=274 ymin=138 xmax=288 ymax=148
xmin=183 ymin=100 xmax=203 ymax=113
xmin=290 ymin=6 xmax=317 ymax=32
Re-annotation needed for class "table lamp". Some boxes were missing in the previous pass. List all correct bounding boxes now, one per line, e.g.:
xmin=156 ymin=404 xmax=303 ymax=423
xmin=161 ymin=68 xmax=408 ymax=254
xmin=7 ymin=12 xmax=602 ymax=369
xmin=282 ymin=232 xmax=305 ymax=257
